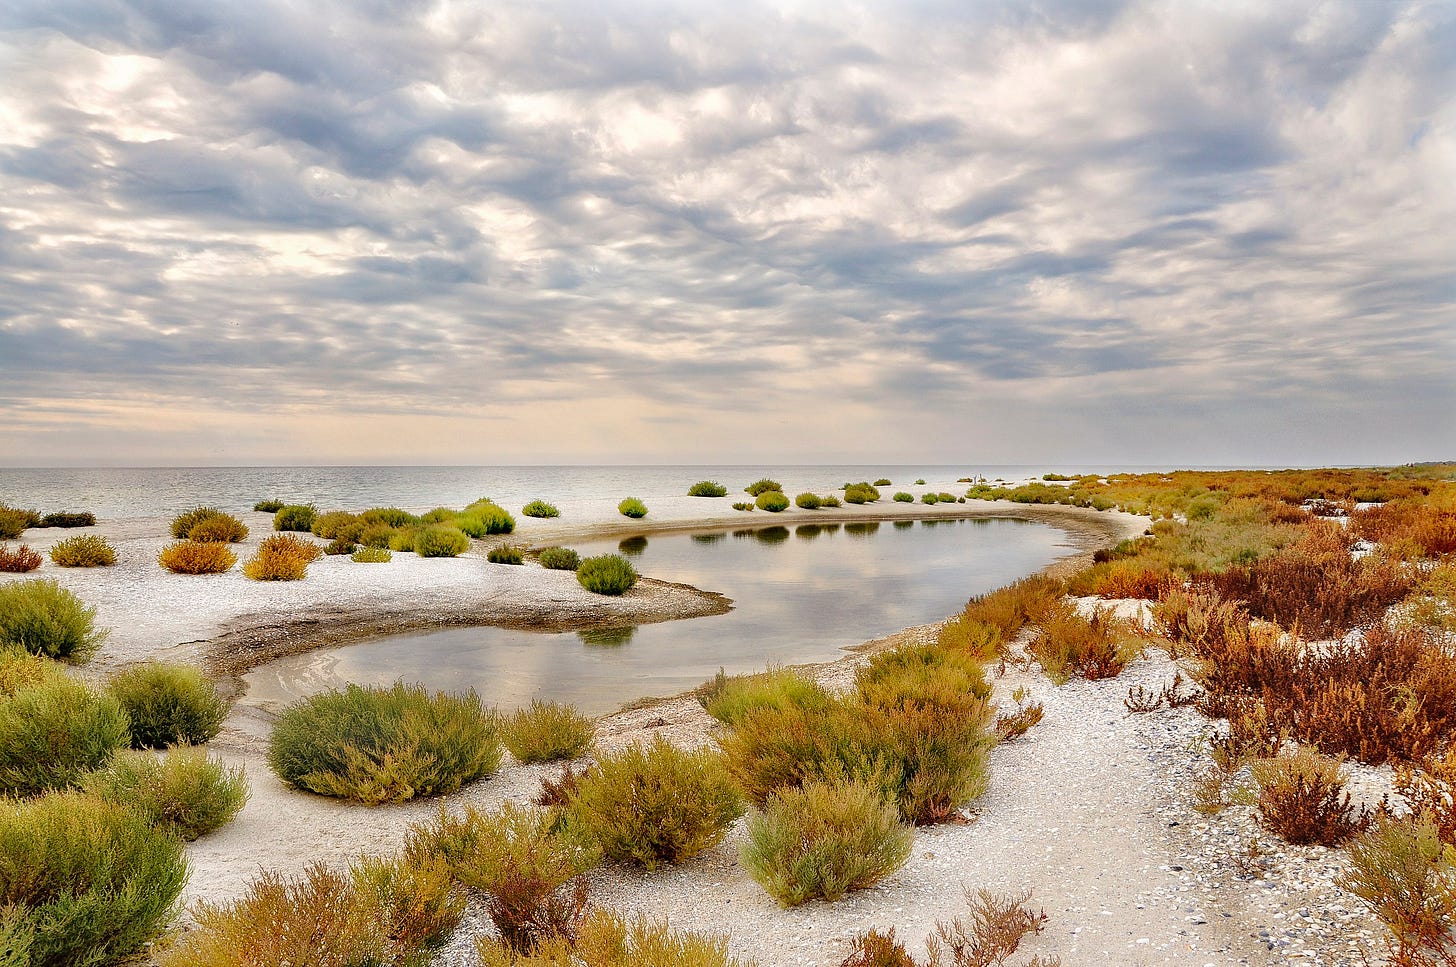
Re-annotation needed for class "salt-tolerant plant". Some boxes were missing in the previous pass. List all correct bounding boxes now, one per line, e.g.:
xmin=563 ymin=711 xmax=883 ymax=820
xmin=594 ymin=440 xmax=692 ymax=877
xmin=742 ymin=780 xmax=913 ymax=906
xmin=253 ymin=499 xmax=285 ymax=513
xmin=351 ymin=546 xmax=392 ymax=563
xmin=0 ymin=578 xmax=108 ymax=661
xmin=360 ymin=507 xmax=417 ymax=528
xmin=310 ymin=510 xmax=361 ymax=540
xmin=268 ymin=683 xmax=501 ymax=804
xmin=921 ymin=494 xmax=940 ymax=505
xmin=189 ymin=513 xmax=248 ymax=543
xmin=0 ymin=544 xmax=42 ymax=573
xmin=474 ymin=908 xmax=755 ymax=967
xmin=893 ymin=492 xmax=914 ymax=503
xmin=618 ymin=497 xmax=648 ymax=519
xmin=108 ymin=661 xmax=227 ymax=748
xmin=416 ymin=526 xmax=471 ymax=558
xmin=568 ymin=735 xmax=744 ymax=869
xmin=688 ymin=481 xmax=729 ymax=497
xmin=272 ymin=503 xmax=318 ymax=532
xmin=83 ymin=746 xmax=248 ymax=840
xmin=0 ymin=791 xmax=189 ymax=967
xmin=457 ymin=501 xmax=516 ymax=536
xmin=522 ymin=500 xmax=561 ymax=519
xmin=537 ymin=546 xmax=581 ymax=571
xmin=821 ymin=494 xmax=841 ymax=508
xmin=696 ymin=666 xmax=833 ymax=727
xmin=389 ymin=527 xmax=423 ymax=552
xmin=794 ymin=492 xmax=822 ymax=510
xmin=744 ymin=479 xmax=783 ymax=496
xmin=500 ymin=700 xmax=594 ymax=763
xmin=0 ymin=674 xmax=130 ymax=796
xmin=1339 ymin=815 xmax=1456 ymax=966
xmin=48 ymin=534 xmax=116 ymax=567
xmin=487 ymin=545 xmax=526 ymax=565
xmin=324 ymin=537 xmax=357 ymax=555
xmin=732 ymin=502 xmax=755 ymax=511
xmin=158 ymin=539 xmax=237 ymax=574
xmin=1250 ymin=745 xmax=1371 ymax=846
xmin=576 ymin=554 xmax=638 ymax=595
xmin=171 ymin=505 xmax=224 ymax=539
xmin=39 ymin=512 xmax=95 ymax=528
xmin=0 ymin=506 xmax=37 ymax=540
xmin=756 ymin=491 xmax=790 ymax=512
xmin=243 ymin=532 xmax=323 ymax=581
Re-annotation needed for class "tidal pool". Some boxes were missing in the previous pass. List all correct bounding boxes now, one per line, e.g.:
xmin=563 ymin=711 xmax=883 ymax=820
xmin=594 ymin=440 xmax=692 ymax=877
xmin=242 ymin=517 xmax=1075 ymax=715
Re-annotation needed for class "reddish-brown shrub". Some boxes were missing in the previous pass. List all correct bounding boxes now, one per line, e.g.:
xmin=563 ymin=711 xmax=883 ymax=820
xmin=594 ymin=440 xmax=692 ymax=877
xmin=1355 ymin=501 xmax=1456 ymax=558
xmin=1395 ymin=747 xmax=1456 ymax=846
xmin=1028 ymin=601 xmax=1135 ymax=684
xmin=841 ymin=929 xmax=917 ymax=967
xmin=0 ymin=544 xmax=41 ymax=573
xmin=957 ymin=576 xmax=1062 ymax=640
xmin=1151 ymin=587 xmax=1249 ymax=660
xmin=1251 ymin=746 xmax=1371 ymax=846
xmin=1066 ymin=559 xmax=1173 ymax=599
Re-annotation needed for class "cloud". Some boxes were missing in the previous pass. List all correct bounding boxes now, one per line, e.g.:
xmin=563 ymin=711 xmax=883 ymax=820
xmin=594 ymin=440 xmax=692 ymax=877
xmin=0 ymin=0 xmax=1452 ymax=465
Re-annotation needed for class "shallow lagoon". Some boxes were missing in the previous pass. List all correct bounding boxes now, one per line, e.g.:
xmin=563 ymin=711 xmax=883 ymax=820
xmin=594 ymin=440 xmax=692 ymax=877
xmin=243 ymin=516 xmax=1075 ymax=715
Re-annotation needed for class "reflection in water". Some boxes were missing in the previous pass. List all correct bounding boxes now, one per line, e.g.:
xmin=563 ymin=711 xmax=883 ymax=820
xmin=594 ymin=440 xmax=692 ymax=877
xmin=578 ymin=626 xmax=636 ymax=647
xmin=618 ymin=535 xmax=649 ymax=556
xmin=692 ymin=532 xmax=726 ymax=545
xmin=732 ymin=528 xmax=757 ymax=540
xmin=893 ymin=520 xmax=914 ymax=530
xmin=796 ymin=524 xmax=824 ymax=539
xmin=243 ymin=517 xmax=1074 ymax=716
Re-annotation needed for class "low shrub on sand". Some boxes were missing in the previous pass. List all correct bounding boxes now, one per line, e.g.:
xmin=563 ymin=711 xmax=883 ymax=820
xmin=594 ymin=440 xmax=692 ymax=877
xmin=456 ymin=501 xmax=516 ymax=536
xmin=0 ymin=505 xmax=38 ymax=540
xmin=311 ymin=510 xmax=362 ymax=542
xmin=38 ymin=511 xmax=95 ymax=528
xmin=500 ymin=700 xmax=594 ymax=763
xmin=324 ymin=537 xmax=357 ymax=555
xmin=0 ymin=578 xmax=107 ymax=661
xmin=359 ymin=507 xmax=416 ymax=528
xmin=171 ymin=505 xmax=223 ymax=539
xmin=744 ymin=479 xmax=782 ymax=497
xmin=522 ymin=500 xmax=560 ymax=519
xmin=732 ymin=502 xmax=755 ymax=512
xmin=416 ymin=526 xmax=470 ymax=558
xmin=108 ymin=661 xmax=226 ymax=748
xmin=537 ymin=547 xmax=580 ymax=571
xmin=576 ymin=554 xmax=638 ymax=595
xmin=756 ymin=491 xmax=790 ymax=512
xmin=0 ymin=791 xmax=188 ymax=966
xmin=1028 ymin=601 xmax=1138 ymax=684
xmin=742 ymin=779 xmax=913 ymax=906
xmin=0 ymin=544 xmax=41 ymax=573
xmin=568 ymin=736 xmax=743 ymax=869
xmin=48 ymin=534 xmax=116 ymax=567
xmin=272 ymin=504 xmax=318 ymax=533
xmin=158 ymin=540 xmax=236 ymax=574
xmin=1250 ymin=745 xmax=1371 ymax=846
xmin=487 ymin=545 xmax=525 ymax=565
xmin=475 ymin=908 xmax=753 ymax=967
xmin=83 ymin=746 xmax=248 ymax=840
xmin=696 ymin=666 xmax=833 ymax=727
xmin=252 ymin=499 xmax=284 ymax=513
xmin=1339 ymin=815 xmax=1456 ymax=966
xmin=351 ymin=546 xmax=392 ymax=563
xmin=794 ymin=492 xmax=822 ymax=510
xmin=188 ymin=513 xmax=248 ymax=543
xmin=893 ymin=492 xmax=913 ymax=503
xmin=844 ymin=483 xmax=880 ymax=504
xmin=617 ymin=497 xmax=648 ymax=519
xmin=268 ymin=683 xmax=501 ymax=804
xmin=0 ymin=674 xmax=130 ymax=796
xmin=243 ymin=533 xmax=322 ymax=581
xmin=688 ymin=481 xmax=728 ymax=497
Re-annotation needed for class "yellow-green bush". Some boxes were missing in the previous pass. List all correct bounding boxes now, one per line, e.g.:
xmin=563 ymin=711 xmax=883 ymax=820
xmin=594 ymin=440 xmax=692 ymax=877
xmin=756 ymin=491 xmax=790 ymax=512
xmin=475 ymin=908 xmax=754 ymax=967
xmin=83 ymin=746 xmax=247 ymax=840
xmin=158 ymin=540 xmax=236 ymax=574
xmin=311 ymin=510 xmax=362 ymax=541
xmin=171 ymin=505 xmax=224 ymax=539
xmin=537 ymin=546 xmax=580 ymax=571
xmin=0 ymin=674 xmax=130 ymax=796
xmin=272 ymin=504 xmax=318 ymax=532
xmin=618 ymin=497 xmax=648 ymax=519
xmin=576 ymin=554 xmax=638 ymax=595
xmin=0 ymin=579 xmax=107 ymax=662
xmin=108 ymin=661 xmax=226 ymax=748
xmin=695 ymin=666 xmax=833 ymax=726
xmin=500 ymin=700 xmax=594 ymax=763
xmin=242 ymin=533 xmax=322 ymax=581
xmin=351 ymin=546 xmax=392 ymax=563
xmin=187 ymin=513 xmax=248 ymax=543
xmin=47 ymin=534 xmax=115 ymax=567
xmin=522 ymin=500 xmax=560 ymax=518
xmin=414 ymin=526 xmax=470 ymax=558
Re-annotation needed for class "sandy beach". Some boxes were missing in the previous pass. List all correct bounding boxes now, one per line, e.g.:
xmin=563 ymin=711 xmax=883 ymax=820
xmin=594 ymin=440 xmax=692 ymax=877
xmin=1 ymin=481 xmax=1387 ymax=965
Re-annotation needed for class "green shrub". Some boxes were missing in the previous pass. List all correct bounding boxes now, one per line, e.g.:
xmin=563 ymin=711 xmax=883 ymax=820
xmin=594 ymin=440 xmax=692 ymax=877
xmin=351 ymin=546 xmax=392 ymax=563
xmin=456 ymin=502 xmax=515 ymax=536
xmin=1339 ymin=815 xmax=1456 ymax=965
xmin=756 ymin=491 xmax=790 ymax=512
xmin=696 ymin=666 xmax=833 ymax=726
xmin=794 ymin=492 xmax=822 ymax=510
xmin=38 ymin=512 xmax=95 ymax=528
xmin=732 ymin=502 xmax=755 ymax=512
xmin=0 ymin=791 xmax=188 ymax=966
xmin=108 ymin=661 xmax=226 ymax=748
xmin=242 ymin=533 xmax=322 ymax=581
xmin=189 ymin=514 xmax=249 ymax=543
xmin=388 ymin=527 xmax=423 ymax=552
xmin=744 ymin=479 xmax=782 ymax=497
xmin=324 ymin=537 xmax=357 ymax=555
xmin=0 ymin=675 xmax=130 ymax=796
xmin=537 ymin=547 xmax=580 ymax=571
xmin=359 ymin=507 xmax=416 ymax=528
xmin=576 ymin=554 xmax=638 ymax=595
xmin=417 ymin=507 xmax=457 ymax=524
xmin=618 ymin=497 xmax=648 ymax=519
xmin=742 ymin=780 xmax=913 ymax=906
xmin=171 ymin=506 xmax=222 ymax=539
xmin=501 ymin=700 xmax=594 ymax=763
xmin=0 ymin=544 xmax=41 ymax=573
xmin=0 ymin=506 xmax=38 ymax=540
xmin=487 ymin=545 xmax=525 ymax=565
xmin=0 ymin=579 xmax=107 ymax=661
xmin=873 ymin=478 xmax=891 ymax=487
xmin=415 ymin=526 xmax=470 ymax=558
xmin=893 ymin=492 xmax=913 ymax=503
xmin=844 ymin=483 xmax=880 ymax=504
xmin=688 ymin=481 xmax=729 ymax=497
xmin=355 ymin=523 xmax=392 ymax=548
xmin=475 ymin=908 xmax=752 ymax=967
xmin=821 ymin=494 xmax=841 ymax=508
xmin=47 ymin=535 xmax=115 ymax=567
xmin=568 ymin=736 xmax=743 ymax=869
xmin=268 ymin=683 xmax=501 ymax=804
xmin=158 ymin=540 xmax=236 ymax=574
xmin=921 ymin=493 xmax=940 ymax=505
xmin=252 ymin=499 xmax=284 ymax=513
xmin=311 ymin=510 xmax=362 ymax=540
xmin=522 ymin=500 xmax=560 ymax=519
xmin=272 ymin=504 xmax=318 ymax=532
xmin=83 ymin=747 xmax=248 ymax=840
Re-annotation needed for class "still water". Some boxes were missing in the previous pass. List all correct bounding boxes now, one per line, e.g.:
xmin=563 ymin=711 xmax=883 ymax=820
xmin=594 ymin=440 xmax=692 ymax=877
xmin=242 ymin=516 xmax=1074 ymax=716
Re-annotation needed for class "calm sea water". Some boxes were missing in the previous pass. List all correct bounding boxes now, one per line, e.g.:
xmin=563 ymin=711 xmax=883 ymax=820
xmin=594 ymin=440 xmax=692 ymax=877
xmin=243 ymin=516 xmax=1073 ymax=715
xmin=0 ymin=464 xmax=1164 ymax=519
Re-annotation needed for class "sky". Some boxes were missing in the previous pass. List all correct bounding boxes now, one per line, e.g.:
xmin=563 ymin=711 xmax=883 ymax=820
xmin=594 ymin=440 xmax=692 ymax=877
xmin=0 ymin=0 xmax=1452 ymax=468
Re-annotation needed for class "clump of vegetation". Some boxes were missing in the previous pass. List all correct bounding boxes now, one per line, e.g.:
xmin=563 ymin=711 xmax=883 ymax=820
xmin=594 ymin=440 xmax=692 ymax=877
xmin=48 ymin=534 xmax=116 ymax=567
xmin=324 ymin=537 xmax=357 ymax=555
xmin=921 ymin=493 xmax=940 ymax=505
xmin=756 ymin=491 xmax=790 ymax=512
xmin=475 ymin=909 xmax=753 ymax=967
xmin=243 ymin=533 xmax=323 ymax=580
xmin=0 ymin=504 xmax=39 ymax=540
xmin=696 ymin=666 xmax=833 ymax=727
xmin=0 ymin=544 xmax=42 ymax=573
xmin=311 ymin=510 xmax=363 ymax=541
xmin=108 ymin=661 xmax=226 ymax=748
xmin=487 ymin=545 xmax=526 ymax=565
xmin=742 ymin=779 xmax=913 ymax=906
xmin=1339 ymin=814 xmax=1456 ymax=967
xmin=268 ymin=683 xmax=501 ymax=804
xmin=893 ymin=492 xmax=914 ymax=503
xmin=732 ymin=502 xmax=755 ymax=511
xmin=744 ymin=479 xmax=783 ymax=497
xmin=84 ymin=746 xmax=248 ymax=840
xmin=1394 ymin=746 xmax=1456 ymax=845
xmin=272 ymin=503 xmax=318 ymax=532
xmin=1028 ymin=601 xmax=1138 ymax=684
xmin=845 ymin=889 xmax=1055 ymax=967
xmin=1250 ymin=745 xmax=1371 ymax=846
xmin=576 ymin=554 xmax=638 ymax=595
xmin=158 ymin=539 xmax=237 ymax=574
xmin=523 ymin=500 xmax=561 ymax=518
xmin=360 ymin=507 xmax=417 ymax=528
xmin=618 ymin=497 xmax=648 ymax=519
xmin=0 ymin=790 xmax=189 ymax=966
xmin=689 ymin=481 xmax=729 ymax=497
xmin=500 ymin=700 xmax=594 ymax=763
xmin=0 ymin=674 xmax=130 ymax=795
xmin=171 ymin=505 xmax=223 ymax=538
xmin=821 ymin=494 xmax=842 ymax=508
xmin=456 ymin=500 xmax=516 ymax=536
xmin=416 ymin=525 xmax=473 ymax=558
xmin=568 ymin=736 xmax=743 ymax=869
xmin=0 ymin=578 xmax=108 ymax=661
xmin=844 ymin=482 xmax=880 ymax=504
xmin=873 ymin=478 xmax=892 ymax=487
xmin=389 ymin=527 xmax=424 ymax=552
xmin=253 ymin=499 xmax=285 ymax=513
xmin=538 ymin=546 xmax=581 ymax=571
xmin=351 ymin=546 xmax=392 ymax=563
xmin=794 ymin=492 xmax=822 ymax=510
xmin=38 ymin=511 xmax=95 ymax=528
xmin=190 ymin=513 xmax=249 ymax=543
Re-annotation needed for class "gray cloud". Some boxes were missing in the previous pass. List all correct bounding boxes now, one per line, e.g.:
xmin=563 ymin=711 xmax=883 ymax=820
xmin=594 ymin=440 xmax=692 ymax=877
xmin=0 ymin=0 xmax=1452 ymax=466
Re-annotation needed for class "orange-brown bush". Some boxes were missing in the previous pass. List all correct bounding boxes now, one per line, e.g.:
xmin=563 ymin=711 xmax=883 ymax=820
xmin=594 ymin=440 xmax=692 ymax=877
xmin=187 ymin=513 xmax=248 ymax=543
xmin=1355 ymin=500 xmax=1456 ymax=559
xmin=843 ymin=890 xmax=1060 ymax=967
xmin=1028 ymin=601 xmax=1137 ymax=684
xmin=243 ymin=533 xmax=324 ymax=581
xmin=0 ymin=544 xmax=41 ymax=573
xmin=1251 ymin=746 xmax=1371 ymax=846
xmin=842 ymin=929 xmax=917 ymax=967
xmin=955 ymin=575 xmax=1062 ymax=640
xmin=1065 ymin=559 xmax=1173 ymax=599
xmin=1150 ymin=588 xmax=1249 ymax=660
xmin=158 ymin=540 xmax=237 ymax=574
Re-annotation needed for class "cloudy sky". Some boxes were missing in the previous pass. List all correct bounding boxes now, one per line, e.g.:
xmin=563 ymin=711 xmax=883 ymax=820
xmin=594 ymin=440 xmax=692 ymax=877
xmin=1 ymin=0 xmax=1452 ymax=468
